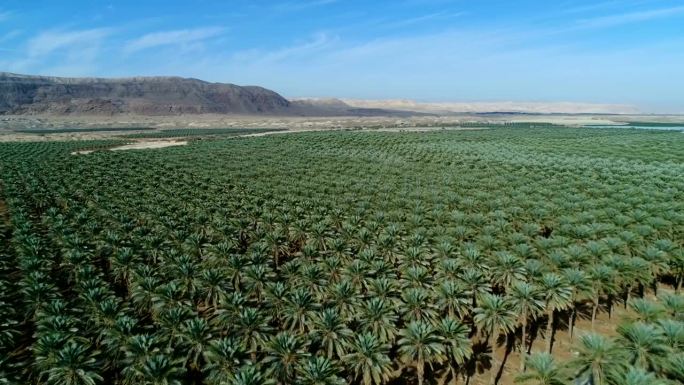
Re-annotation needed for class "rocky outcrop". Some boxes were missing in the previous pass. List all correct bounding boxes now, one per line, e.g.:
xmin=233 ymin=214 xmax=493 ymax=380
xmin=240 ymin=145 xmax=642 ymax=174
xmin=0 ymin=73 xmax=292 ymax=116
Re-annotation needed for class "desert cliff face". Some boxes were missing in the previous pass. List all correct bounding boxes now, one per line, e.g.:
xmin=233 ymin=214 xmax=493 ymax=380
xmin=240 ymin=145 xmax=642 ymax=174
xmin=0 ymin=73 xmax=292 ymax=115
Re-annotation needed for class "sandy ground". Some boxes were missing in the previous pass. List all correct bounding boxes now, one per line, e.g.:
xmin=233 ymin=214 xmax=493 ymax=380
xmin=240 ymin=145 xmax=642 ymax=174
xmin=0 ymin=113 xmax=650 ymax=143
xmin=466 ymin=285 xmax=674 ymax=385
xmin=71 ymin=140 xmax=187 ymax=154
xmin=4 ymin=113 xmax=680 ymax=142
xmin=110 ymin=140 xmax=187 ymax=151
xmin=1 ymin=113 xmax=681 ymax=146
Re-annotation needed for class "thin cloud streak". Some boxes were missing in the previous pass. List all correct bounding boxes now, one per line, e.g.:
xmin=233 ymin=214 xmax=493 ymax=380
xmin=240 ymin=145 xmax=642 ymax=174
xmin=379 ymin=11 xmax=464 ymax=29
xmin=27 ymin=28 xmax=113 ymax=57
xmin=124 ymin=27 xmax=225 ymax=53
xmin=232 ymin=33 xmax=337 ymax=65
xmin=577 ymin=5 xmax=684 ymax=28
xmin=272 ymin=0 xmax=338 ymax=12
xmin=0 ymin=29 xmax=22 ymax=43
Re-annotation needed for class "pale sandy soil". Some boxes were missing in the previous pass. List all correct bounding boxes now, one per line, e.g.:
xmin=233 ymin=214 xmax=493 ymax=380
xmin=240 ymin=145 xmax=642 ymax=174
xmin=0 ymin=113 xmax=649 ymax=135
xmin=374 ymin=126 xmax=489 ymax=132
xmin=71 ymin=140 xmax=187 ymax=154
xmin=340 ymin=98 xmax=641 ymax=115
xmin=2 ymin=113 xmax=682 ymax=143
xmin=236 ymin=128 xmax=329 ymax=137
xmin=0 ymin=130 xmax=154 ymax=142
xmin=1 ymin=114 xmax=486 ymax=132
xmin=110 ymin=140 xmax=187 ymax=151
xmin=467 ymin=285 xmax=673 ymax=385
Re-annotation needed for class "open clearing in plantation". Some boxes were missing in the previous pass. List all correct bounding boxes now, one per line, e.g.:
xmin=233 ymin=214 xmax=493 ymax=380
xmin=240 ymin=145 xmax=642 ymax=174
xmin=72 ymin=140 xmax=189 ymax=154
xmin=0 ymin=126 xmax=683 ymax=385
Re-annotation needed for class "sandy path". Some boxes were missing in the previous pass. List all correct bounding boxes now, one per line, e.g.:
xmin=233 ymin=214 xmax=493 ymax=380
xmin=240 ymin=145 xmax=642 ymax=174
xmin=236 ymin=128 xmax=329 ymax=137
xmin=72 ymin=140 xmax=187 ymax=155
xmin=110 ymin=140 xmax=187 ymax=151
xmin=235 ymin=126 xmax=490 ymax=138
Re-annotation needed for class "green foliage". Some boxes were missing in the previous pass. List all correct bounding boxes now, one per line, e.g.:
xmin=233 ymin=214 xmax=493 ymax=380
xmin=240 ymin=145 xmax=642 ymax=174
xmin=0 ymin=127 xmax=683 ymax=385
xmin=514 ymin=353 xmax=568 ymax=385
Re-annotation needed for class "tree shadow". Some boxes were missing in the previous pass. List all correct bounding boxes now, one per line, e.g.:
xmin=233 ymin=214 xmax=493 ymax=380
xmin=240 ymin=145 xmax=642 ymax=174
xmin=495 ymin=333 xmax=515 ymax=385
xmin=464 ymin=341 xmax=492 ymax=385
xmin=528 ymin=320 xmax=540 ymax=354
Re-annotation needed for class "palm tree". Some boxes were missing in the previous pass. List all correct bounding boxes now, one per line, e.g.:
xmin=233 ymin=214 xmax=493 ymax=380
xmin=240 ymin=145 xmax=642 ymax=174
xmin=136 ymin=354 xmax=185 ymax=385
xmin=98 ymin=314 xmax=137 ymax=368
xmin=43 ymin=342 xmax=103 ymax=385
xmin=435 ymin=280 xmax=471 ymax=319
xmin=539 ymin=273 xmax=572 ymax=353
xmin=608 ymin=366 xmax=669 ymax=385
xmin=628 ymin=298 xmax=665 ymax=323
xmin=588 ymin=265 xmax=618 ymax=330
xmin=513 ymin=353 xmax=567 ymax=385
xmin=659 ymin=293 xmax=684 ymax=320
xmin=473 ymin=293 xmax=517 ymax=385
xmin=615 ymin=322 xmax=669 ymax=371
xmin=662 ymin=352 xmax=684 ymax=383
xmin=656 ymin=319 xmax=684 ymax=353
xmin=397 ymin=321 xmax=446 ymax=385
xmin=328 ymin=279 xmax=361 ymax=320
xmin=129 ymin=275 xmax=160 ymax=315
xmin=203 ymin=337 xmax=246 ymax=385
xmin=569 ymin=333 xmax=627 ymax=385
xmin=296 ymin=356 xmax=345 ymax=385
xmin=283 ymin=287 xmax=318 ymax=333
xmin=343 ymin=332 xmax=393 ymax=385
xmin=562 ymin=268 xmax=590 ymax=339
xmin=121 ymin=334 xmax=161 ymax=385
xmin=399 ymin=287 xmax=439 ymax=324
xmin=198 ymin=268 xmax=230 ymax=309
xmin=110 ymin=247 xmax=140 ymax=289
xmin=460 ymin=268 xmax=492 ymax=308
xmin=507 ymin=282 xmax=544 ymax=371
xmin=490 ymin=252 xmax=525 ymax=293
xmin=230 ymin=364 xmax=275 ymax=385
xmin=265 ymin=228 xmax=287 ymax=267
xmin=670 ymin=248 xmax=684 ymax=294
xmin=264 ymin=331 xmax=309 ymax=384
xmin=359 ymin=298 xmax=398 ymax=343
xmin=180 ymin=317 xmax=213 ymax=370
xmin=436 ymin=317 xmax=472 ymax=385
xmin=234 ymin=307 xmax=273 ymax=361
xmin=156 ymin=306 xmax=191 ymax=348
xmin=310 ymin=308 xmax=353 ymax=359
xmin=642 ymin=246 xmax=668 ymax=295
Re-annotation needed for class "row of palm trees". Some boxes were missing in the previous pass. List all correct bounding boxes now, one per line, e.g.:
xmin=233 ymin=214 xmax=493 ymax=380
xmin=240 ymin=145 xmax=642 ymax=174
xmin=0 ymin=128 xmax=682 ymax=385
xmin=517 ymin=295 xmax=684 ymax=385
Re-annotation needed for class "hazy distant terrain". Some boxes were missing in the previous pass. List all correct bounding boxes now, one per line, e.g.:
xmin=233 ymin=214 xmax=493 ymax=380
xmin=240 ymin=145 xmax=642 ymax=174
xmin=1 ymin=72 xmax=646 ymax=119
xmin=339 ymin=98 xmax=641 ymax=115
xmin=0 ymin=73 xmax=411 ymax=117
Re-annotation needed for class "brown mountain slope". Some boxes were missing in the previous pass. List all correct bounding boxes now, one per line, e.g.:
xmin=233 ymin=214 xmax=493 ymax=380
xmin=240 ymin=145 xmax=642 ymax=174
xmin=0 ymin=73 xmax=426 ymax=117
xmin=0 ymin=72 xmax=296 ymax=115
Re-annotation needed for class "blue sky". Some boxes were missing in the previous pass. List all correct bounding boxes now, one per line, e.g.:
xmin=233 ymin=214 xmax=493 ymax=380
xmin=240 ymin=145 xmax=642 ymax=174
xmin=1 ymin=0 xmax=683 ymax=112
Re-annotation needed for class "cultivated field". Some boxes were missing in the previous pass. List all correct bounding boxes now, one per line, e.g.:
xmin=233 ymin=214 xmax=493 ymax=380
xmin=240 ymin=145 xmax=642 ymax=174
xmin=0 ymin=127 xmax=683 ymax=385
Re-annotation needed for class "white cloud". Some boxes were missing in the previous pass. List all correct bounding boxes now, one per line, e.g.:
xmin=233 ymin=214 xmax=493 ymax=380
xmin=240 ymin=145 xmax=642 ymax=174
xmin=1 ymin=28 xmax=113 ymax=75
xmin=231 ymin=32 xmax=336 ymax=65
xmin=578 ymin=6 xmax=684 ymax=28
xmin=124 ymin=27 xmax=225 ymax=53
xmin=27 ymin=28 xmax=112 ymax=57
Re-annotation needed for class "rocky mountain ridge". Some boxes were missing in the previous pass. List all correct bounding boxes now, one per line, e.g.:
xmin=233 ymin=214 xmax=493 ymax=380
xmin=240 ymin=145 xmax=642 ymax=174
xmin=0 ymin=72 xmax=413 ymax=117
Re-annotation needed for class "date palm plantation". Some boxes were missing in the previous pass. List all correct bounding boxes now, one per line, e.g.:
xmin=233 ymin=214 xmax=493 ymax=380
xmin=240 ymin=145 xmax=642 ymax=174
xmin=0 ymin=126 xmax=683 ymax=385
